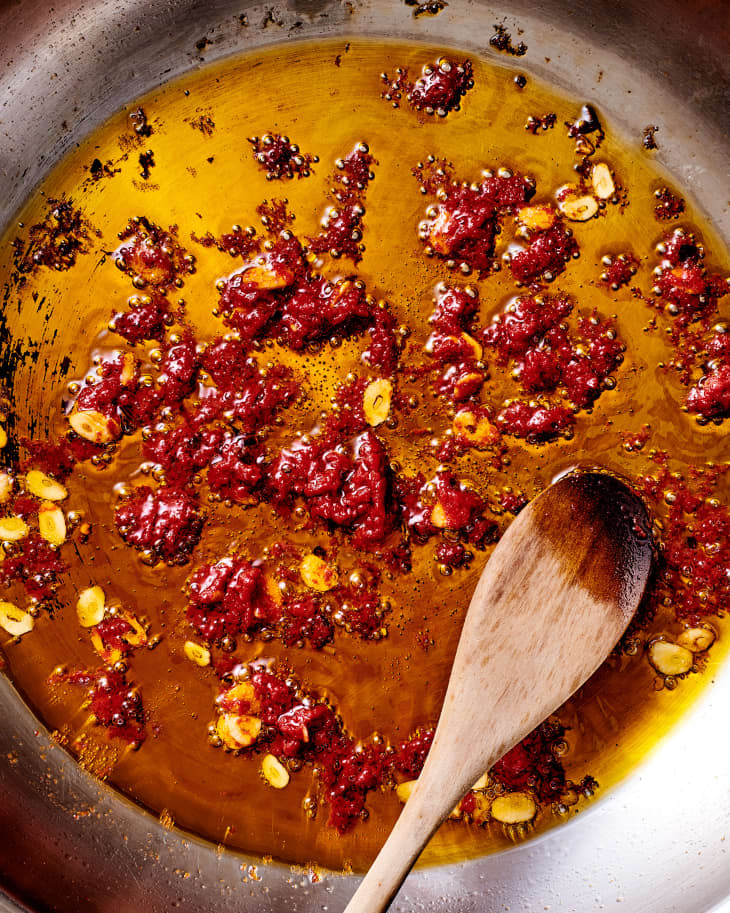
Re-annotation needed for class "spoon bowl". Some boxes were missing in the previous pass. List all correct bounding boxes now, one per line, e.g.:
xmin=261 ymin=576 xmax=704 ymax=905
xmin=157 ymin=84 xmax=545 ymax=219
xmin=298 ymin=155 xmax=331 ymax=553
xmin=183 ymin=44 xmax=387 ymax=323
xmin=344 ymin=470 xmax=653 ymax=913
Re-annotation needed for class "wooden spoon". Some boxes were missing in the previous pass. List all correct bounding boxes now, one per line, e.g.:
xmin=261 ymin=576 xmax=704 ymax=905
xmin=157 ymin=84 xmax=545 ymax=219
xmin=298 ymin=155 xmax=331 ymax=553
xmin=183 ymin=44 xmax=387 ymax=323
xmin=344 ymin=470 xmax=653 ymax=913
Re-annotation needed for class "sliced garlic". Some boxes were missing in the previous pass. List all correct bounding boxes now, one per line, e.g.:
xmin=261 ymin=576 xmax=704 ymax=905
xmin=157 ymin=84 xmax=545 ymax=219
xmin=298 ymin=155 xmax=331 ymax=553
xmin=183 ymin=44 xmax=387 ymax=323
xmin=0 ymin=600 xmax=34 ymax=637
xmin=395 ymin=779 xmax=417 ymax=803
xmin=452 ymin=371 xmax=483 ymax=400
xmin=241 ymin=262 xmax=292 ymax=290
xmin=76 ymin=586 xmax=106 ymax=627
xmin=119 ymin=352 xmax=137 ymax=385
xmin=262 ymin=753 xmax=290 ymax=789
xmin=647 ymin=638 xmax=693 ymax=676
xmin=517 ymin=205 xmax=557 ymax=232
xmin=217 ymin=713 xmax=262 ymax=749
xmin=427 ymin=209 xmax=455 ymax=254
xmin=69 ymin=408 xmax=120 ymax=444
xmin=491 ymin=792 xmax=537 ymax=824
xmin=472 ymin=772 xmax=490 ymax=791
xmin=676 ymin=624 xmax=716 ymax=654
xmin=431 ymin=502 xmax=448 ymax=529
xmin=461 ymin=333 xmax=483 ymax=361
xmin=26 ymin=469 xmax=68 ymax=501
xmin=90 ymin=630 xmax=123 ymax=664
xmin=591 ymin=162 xmax=616 ymax=199
xmin=38 ymin=502 xmax=67 ymax=546
xmin=184 ymin=640 xmax=211 ymax=666
xmin=221 ymin=681 xmax=258 ymax=709
xmin=557 ymin=185 xmax=599 ymax=221
xmin=363 ymin=378 xmax=392 ymax=427
xmin=121 ymin=612 xmax=148 ymax=647
xmin=300 ymin=553 xmax=339 ymax=592
xmin=0 ymin=516 xmax=29 ymax=541
xmin=0 ymin=472 xmax=13 ymax=504
xmin=453 ymin=409 xmax=500 ymax=449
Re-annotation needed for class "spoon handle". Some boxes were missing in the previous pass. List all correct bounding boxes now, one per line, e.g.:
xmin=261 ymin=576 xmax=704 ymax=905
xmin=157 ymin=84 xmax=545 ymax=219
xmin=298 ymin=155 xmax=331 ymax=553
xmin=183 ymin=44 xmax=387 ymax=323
xmin=343 ymin=471 xmax=651 ymax=913
xmin=342 ymin=743 xmax=478 ymax=913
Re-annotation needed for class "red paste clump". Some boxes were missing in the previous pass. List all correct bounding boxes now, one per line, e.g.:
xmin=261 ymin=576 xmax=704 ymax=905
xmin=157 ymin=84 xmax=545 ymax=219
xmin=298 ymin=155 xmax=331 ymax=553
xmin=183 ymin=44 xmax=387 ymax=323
xmin=206 ymin=435 xmax=265 ymax=503
xmin=420 ymin=173 xmax=535 ymax=275
xmin=491 ymin=719 xmax=566 ymax=802
xmin=383 ymin=58 xmax=474 ymax=116
xmin=654 ymin=187 xmax=685 ymax=222
xmin=93 ymin=616 xmax=134 ymax=656
xmin=281 ymin=594 xmax=333 ymax=648
xmin=60 ymin=668 xmax=146 ymax=744
xmin=187 ymin=558 xmax=279 ymax=642
xmin=308 ymin=145 xmax=375 ymax=263
xmin=249 ymin=133 xmax=317 ymax=181
xmin=115 ymin=486 xmax=203 ymax=564
xmin=653 ymin=228 xmax=728 ymax=327
xmin=112 ymin=294 xmax=171 ymax=344
xmin=247 ymin=670 xmax=390 ymax=833
xmin=268 ymin=430 xmax=396 ymax=550
xmin=637 ymin=465 xmax=730 ymax=619
xmin=483 ymin=295 xmax=622 ymax=439
xmin=21 ymin=436 xmax=100 ymax=480
xmin=510 ymin=222 xmax=578 ymax=285
xmin=394 ymin=728 xmax=434 ymax=777
xmin=687 ymin=330 xmax=730 ymax=419
xmin=0 ymin=532 xmax=66 ymax=600
xmin=600 ymin=252 xmax=639 ymax=290
xmin=114 ymin=217 xmax=195 ymax=289
xmin=143 ymin=416 xmax=226 ymax=487
xmin=435 ymin=539 xmax=468 ymax=568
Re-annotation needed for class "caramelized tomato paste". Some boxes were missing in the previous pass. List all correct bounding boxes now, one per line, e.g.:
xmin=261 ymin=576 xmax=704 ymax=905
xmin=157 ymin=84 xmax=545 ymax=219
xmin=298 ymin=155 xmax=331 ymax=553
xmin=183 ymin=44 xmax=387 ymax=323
xmin=0 ymin=39 xmax=728 ymax=872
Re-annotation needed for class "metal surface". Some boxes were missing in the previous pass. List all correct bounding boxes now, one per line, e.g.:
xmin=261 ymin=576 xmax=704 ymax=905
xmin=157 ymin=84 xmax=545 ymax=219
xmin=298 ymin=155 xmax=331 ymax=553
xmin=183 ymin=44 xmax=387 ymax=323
xmin=0 ymin=1 xmax=728 ymax=911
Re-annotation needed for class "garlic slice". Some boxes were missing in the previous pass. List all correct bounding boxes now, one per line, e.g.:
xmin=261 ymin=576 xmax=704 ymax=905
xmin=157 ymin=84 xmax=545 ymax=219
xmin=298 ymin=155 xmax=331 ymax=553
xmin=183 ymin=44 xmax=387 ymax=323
xmin=395 ymin=780 xmax=417 ymax=803
xmin=431 ymin=502 xmax=449 ymax=529
xmin=76 ymin=586 xmax=106 ymax=627
xmin=0 ymin=473 xmax=13 ymax=504
xmin=491 ymin=792 xmax=537 ymax=824
xmin=262 ymin=753 xmax=290 ymax=789
xmin=0 ymin=516 xmax=29 ymax=541
xmin=217 ymin=713 xmax=262 ymax=749
xmin=557 ymin=184 xmax=599 ymax=221
xmin=647 ymin=638 xmax=693 ymax=676
xmin=0 ymin=601 xmax=34 ymax=637
xmin=184 ymin=640 xmax=211 ymax=666
xmin=591 ymin=162 xmax=616 ymax=199
xmin=676 ymin=624 xmax=716 ymax=654
xmin=26 ymin=470 xmax=68 ymax=501
xmin=517 ymin=205 xmax=557 ymax=232
xmin=38 ymin=502 xmax=66 ymax=546
xmin=300 ymin=553 xmax=339 ymax=592
xmin=363 ymin=378 xmax=392 ymax=427
xmin=69 ymin=408 xmax=120 ymax=444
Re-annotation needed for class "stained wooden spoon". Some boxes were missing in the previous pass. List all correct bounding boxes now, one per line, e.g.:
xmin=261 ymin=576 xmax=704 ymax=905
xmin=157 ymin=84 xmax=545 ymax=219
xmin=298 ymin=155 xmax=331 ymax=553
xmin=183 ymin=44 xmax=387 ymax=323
xmin=344 ymin=470 xmax=653 ymax=913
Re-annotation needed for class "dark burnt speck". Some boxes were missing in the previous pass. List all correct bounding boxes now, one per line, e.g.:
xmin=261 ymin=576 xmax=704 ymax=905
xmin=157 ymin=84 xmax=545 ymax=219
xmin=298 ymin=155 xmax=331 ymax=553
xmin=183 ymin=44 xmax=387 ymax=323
xmin=642 ymin=125 xmax=660 ymax=149
xmin=129 ymin=108 xmax=152 ymax=138
xmin=489 ymin=23 xmax=527 ymax=56
xmin=138 ymin=151 xmax=155 ymax=180
xmin=404 ymin=0 xmax=448 ymax=16
xmin=567 ymin=103 xmax=603 ymax=138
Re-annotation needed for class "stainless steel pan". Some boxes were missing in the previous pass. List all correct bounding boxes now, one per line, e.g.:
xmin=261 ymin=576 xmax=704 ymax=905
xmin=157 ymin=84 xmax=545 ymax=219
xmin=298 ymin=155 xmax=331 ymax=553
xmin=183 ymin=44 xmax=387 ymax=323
xmin=1 ymin=1 xmax=728 ymax=911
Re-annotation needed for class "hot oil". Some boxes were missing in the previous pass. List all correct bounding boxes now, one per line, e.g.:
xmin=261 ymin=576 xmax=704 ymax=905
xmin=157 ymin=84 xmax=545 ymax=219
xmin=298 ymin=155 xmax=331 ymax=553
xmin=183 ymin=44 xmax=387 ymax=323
xmin=1 ymin=39 xmax=729 ymax=873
